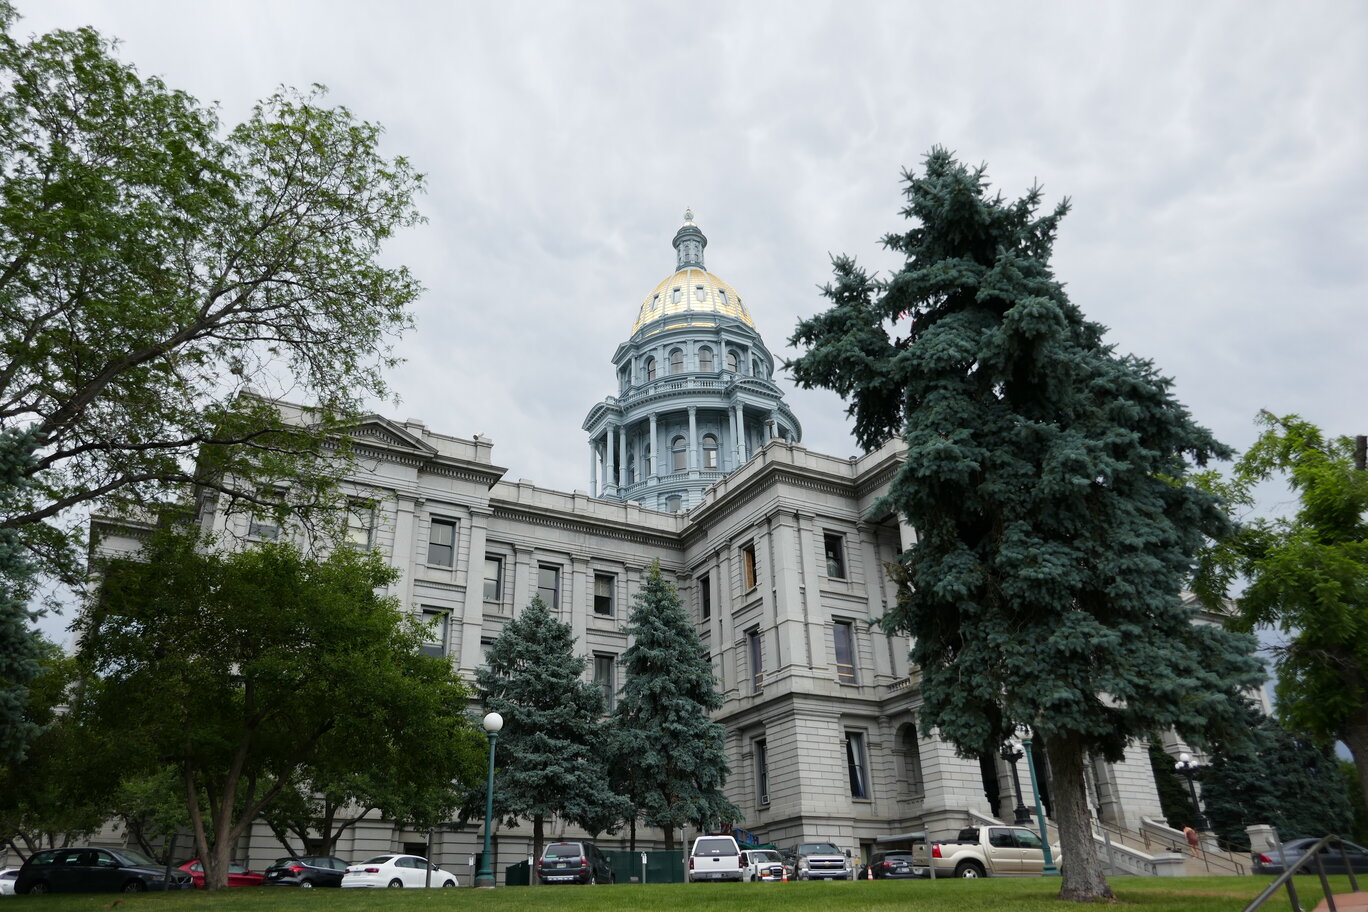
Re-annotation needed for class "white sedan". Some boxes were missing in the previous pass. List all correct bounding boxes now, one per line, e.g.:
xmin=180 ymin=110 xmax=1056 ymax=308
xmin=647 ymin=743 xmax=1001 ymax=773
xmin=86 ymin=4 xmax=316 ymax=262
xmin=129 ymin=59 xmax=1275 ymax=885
xmin=341 ymin=855 xmax=460 ymax=889
xmin=0 ymin=867 xmax=19 ymax=896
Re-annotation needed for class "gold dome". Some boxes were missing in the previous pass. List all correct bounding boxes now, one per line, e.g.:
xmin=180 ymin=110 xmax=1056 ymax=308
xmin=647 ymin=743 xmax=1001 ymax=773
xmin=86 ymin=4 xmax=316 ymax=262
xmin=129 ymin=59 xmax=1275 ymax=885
xmin=631 ymin=267 xmax=754 ymax=335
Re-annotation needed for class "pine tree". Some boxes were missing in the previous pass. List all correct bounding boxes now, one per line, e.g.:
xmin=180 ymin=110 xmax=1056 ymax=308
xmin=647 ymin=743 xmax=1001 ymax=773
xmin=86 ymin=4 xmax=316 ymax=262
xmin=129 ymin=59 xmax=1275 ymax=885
xmin=789 ymin=148 xmax=1263 ymax=902
xmin=475 ymin=596 xmax=630 ymax=872
xmin=610 ymin=562 xmax=736 ymax=851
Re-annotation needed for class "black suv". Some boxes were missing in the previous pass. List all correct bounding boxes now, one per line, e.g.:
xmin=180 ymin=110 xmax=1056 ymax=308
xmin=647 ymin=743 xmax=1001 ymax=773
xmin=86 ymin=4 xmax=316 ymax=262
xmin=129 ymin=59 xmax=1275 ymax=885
xmin=263 ymin=856 xmax=350 ymax=888
xmin=537 ymin=842 xmax=614 ymax=885
xmin=17 ymin=847 xmax=194 ymax=894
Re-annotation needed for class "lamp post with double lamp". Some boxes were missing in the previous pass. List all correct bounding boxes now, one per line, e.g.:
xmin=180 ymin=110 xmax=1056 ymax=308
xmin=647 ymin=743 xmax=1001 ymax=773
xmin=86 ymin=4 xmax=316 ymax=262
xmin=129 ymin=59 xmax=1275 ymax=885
xmin=1174 ymin=752 xmax=1207 ymax=830
xmin=999 ymin=739 xmax=1033 ymax=825
xmin=1019 ymin=732 xmax=1059 ymax=876
xmin=473 ymin=712 xmax=503 ymax=889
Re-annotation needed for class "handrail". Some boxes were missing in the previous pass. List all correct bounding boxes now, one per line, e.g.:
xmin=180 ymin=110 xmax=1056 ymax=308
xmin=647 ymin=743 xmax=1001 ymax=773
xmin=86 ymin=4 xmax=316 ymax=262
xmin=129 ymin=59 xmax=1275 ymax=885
xmin=1243 ymin=834 xmax=1362 ymax=912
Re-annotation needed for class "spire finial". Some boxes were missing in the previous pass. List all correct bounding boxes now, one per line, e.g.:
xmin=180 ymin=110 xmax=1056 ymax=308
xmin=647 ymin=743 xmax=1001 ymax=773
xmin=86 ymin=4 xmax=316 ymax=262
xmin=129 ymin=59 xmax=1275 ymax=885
xmin=683 ymin=207 xmax=694 ymax=224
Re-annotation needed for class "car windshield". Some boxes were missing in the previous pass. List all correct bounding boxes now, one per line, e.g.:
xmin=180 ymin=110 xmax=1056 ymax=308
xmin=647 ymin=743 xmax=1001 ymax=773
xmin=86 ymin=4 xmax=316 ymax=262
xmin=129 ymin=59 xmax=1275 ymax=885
xmin=797 ymin=843 xmax=840 ymax=855
xmin=752 ymin=851 xmax=782 ymax=863
xmin=361 ymin=856 xmax=393 ymax=865
xmin=544 ymin=844 xmax=582 ymax=858
xmin=883 ymin=853 xmax=914 ymax=861
xmin=114 ymin=849 xmax=157 ymax=867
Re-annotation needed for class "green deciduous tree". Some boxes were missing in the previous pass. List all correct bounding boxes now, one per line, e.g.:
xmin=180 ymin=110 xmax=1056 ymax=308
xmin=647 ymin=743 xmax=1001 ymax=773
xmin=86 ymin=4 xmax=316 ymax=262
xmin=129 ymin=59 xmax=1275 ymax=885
xmin=0 ymin=5 xmax=421 ymax=571
xmin=788 ymin=148 xmax=1263 ymax=902
xmin=75 ymin=530 xmax=481 ymax=890
xmin=609 ymin=562 xmax=736 ymax=851
xmin=0 ymin=3 xmax=423 ymax=764
xmin=0 ymin=429 xmax=42 ymax=765
xmin=474 ymin=596 xmax=629 ymax=873
xmin=1195 ymin=413 xmax=1368 ymax=811
xmin=1198 ymin=706 xmax=1351 ymax=852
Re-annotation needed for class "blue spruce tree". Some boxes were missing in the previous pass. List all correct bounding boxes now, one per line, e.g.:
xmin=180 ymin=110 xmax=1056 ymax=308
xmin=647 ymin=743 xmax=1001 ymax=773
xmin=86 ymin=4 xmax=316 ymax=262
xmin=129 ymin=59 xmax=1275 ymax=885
xmin=475 ymin=596 xmax=630 ymax=872
xmin=610 ymin=562 xmax=736 ymax=851
xmin=789 ymin=148 xmax=1263 ymax=901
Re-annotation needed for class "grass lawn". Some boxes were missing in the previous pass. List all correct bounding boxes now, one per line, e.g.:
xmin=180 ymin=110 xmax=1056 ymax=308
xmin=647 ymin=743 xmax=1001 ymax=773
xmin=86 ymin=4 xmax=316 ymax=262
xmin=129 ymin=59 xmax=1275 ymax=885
xmin=1 ymin=876 xmax=1355 ymax=912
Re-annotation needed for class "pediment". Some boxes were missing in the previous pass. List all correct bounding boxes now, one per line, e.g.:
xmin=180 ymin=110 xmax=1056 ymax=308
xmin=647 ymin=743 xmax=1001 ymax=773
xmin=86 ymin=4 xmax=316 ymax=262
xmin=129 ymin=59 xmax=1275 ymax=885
xmin=345 ymin=415 xmax=437 ymax=456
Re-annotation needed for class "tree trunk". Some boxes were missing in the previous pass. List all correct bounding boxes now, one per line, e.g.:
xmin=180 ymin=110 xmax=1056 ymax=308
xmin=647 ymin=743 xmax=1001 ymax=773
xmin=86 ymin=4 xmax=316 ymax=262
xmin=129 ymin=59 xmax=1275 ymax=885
xmin=1340 ymin=707 xmax=1368 ymax=815
xmin=664 ymin=823 xmax=675 ymax=853
xmin=1043 ymin=732 xmax=1113 ymax=902
xmin=629 ymin=817 xmax=636 ymax=853
xmin=532 ymin=814 xmax=544 ymax=885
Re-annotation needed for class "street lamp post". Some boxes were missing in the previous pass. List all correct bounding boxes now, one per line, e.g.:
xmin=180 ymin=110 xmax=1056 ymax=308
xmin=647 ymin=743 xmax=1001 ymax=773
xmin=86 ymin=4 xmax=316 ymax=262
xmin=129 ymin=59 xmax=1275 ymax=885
xmin=1020 ymin=734 xmax=1059 ymax=876
xmin=1174 ymin=752 xmax=1207 ymax=830
xmin=999 ymin=740 xmax=1032 ymax=826
xmin=474 ymin=712 xmax=503 ymax=889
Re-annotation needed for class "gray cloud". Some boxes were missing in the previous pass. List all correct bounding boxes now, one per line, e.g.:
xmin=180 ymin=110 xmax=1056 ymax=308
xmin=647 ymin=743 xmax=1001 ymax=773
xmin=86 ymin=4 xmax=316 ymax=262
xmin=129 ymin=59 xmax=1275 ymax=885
xmin=22 ymin=0 xmax=1368 ymax=498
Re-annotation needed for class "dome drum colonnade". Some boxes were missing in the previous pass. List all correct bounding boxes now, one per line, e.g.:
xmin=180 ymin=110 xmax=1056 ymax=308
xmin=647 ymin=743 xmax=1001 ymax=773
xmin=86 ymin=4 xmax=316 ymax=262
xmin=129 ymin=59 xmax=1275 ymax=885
xmin=583 ymin=213 xmax=801 ymax=512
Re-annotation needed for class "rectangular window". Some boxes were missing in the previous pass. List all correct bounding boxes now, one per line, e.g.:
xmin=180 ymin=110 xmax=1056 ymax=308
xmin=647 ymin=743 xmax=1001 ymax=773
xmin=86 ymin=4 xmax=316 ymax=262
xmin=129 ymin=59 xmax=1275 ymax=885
xmin=594 ymin=573 xmax=615 ymax=616
xmin=834 ymin=620 xmax=857 ymax=684
xmin=420 ymin=608 xmax=448 ymax=658
xmin=847 ymin=731 xmax=870 ymax=799
xmin=594 ymin=653 xmax=616 ymax=712
xmin=537 ymin=564 xmax=560 ymax=610
xmin=699 ymin=574 xmax=711 ymax=621
xmin=824 ymin=533 xmax=846 ymax=579
xmin=484 ymin=556 xmax=503 ymax=601
xmin=747 ymin=627 xmax=763 ymax=694
xmin=742 ymin=542 xmax=757 ymax=591
xmin=755 ymin=738 xmax=770 ymax=805
xmin=346 ymin=500 xmax=374 ymax=549
xmin=247 ymin=515 xmax=279 ymax=541
xmin=427 ymin=518 xmax=456 ymax=567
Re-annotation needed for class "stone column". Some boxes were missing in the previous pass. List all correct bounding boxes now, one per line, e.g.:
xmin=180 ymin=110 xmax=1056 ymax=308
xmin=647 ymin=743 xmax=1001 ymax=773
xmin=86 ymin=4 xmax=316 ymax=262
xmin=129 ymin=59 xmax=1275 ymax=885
xmin=857 ymin=521 xmax=894 ymax=682
xmin=688 ymin=407 xmax=698 ymax=472
xmin=392 ymin=494 xmax=419 ymax=608
xmin=768 ymin=512 xmax=812 ymax=678
xmin=735 ymin=403 xmax=747 ymax=463
xmin=459 ymin=507 xmax=492 ymax=675
xmin=605 ymin=425 xmax=617 ymax=494
xmin=588 ymin=441 xmax=598 ymax=497
xmin=511 ymin=545 xmax=534 ymax=617
xmin=648 ymin=413 xmax=659 ymax=480
xmin=617 ymin=424 xmax=627 ymax=489
xmin=570 ymin=556 xmax=589 ymax=645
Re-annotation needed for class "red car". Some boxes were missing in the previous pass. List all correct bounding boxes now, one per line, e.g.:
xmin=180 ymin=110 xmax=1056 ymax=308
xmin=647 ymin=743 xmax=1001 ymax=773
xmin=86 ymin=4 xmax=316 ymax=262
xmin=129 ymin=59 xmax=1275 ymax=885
xmin=177 ymin=859 xmax=265 ymax=888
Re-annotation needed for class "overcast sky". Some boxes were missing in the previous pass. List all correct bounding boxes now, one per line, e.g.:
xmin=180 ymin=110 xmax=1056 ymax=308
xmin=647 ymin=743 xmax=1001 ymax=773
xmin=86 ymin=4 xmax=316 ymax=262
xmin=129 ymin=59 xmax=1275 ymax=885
xmin=21 ymin=0 xmax=1368 ymax=510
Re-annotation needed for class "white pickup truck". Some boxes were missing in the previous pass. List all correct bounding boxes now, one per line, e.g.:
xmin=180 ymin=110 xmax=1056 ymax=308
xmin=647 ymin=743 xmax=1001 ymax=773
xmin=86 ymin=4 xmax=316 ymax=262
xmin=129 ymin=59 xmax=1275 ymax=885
xmin=912 ymin=825 xmax=1057 ymax=878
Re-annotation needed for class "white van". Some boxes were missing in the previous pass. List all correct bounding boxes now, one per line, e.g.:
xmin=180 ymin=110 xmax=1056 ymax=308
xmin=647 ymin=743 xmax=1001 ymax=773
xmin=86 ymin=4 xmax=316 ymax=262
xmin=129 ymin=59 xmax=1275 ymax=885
xmin=687 ymin=835 xmax=743 ymax=882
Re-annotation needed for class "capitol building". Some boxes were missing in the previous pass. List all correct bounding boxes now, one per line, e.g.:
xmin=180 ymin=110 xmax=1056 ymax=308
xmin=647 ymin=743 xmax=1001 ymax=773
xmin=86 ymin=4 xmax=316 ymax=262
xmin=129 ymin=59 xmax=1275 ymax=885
xmin=106 ymin=214 xmax=1189 ymax=877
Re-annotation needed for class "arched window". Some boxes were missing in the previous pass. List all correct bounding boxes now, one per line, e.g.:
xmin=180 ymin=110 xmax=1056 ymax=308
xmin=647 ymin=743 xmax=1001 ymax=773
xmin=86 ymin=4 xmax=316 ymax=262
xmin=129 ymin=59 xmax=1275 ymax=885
xmin=645 ymin=357 xmax=656 ymax=381
xmin=670 ymin=348 xmax=684 ymax=374
xmin=726 ymin=351 xmax=739 ymax=372
xmin=702 ymin=434 xmax=718 ymax=469
xmin=671 ymin=435 xmax=687 ymax=472
xmin=698 ymin=347 xmax=714 ymax=372
xmin=626 ymin=455 xmax=635 ymax=485
xmin=751 ymin=358 xmax=760 ymax=377
xmin=643 ymin=441 xmax=652 ymax=475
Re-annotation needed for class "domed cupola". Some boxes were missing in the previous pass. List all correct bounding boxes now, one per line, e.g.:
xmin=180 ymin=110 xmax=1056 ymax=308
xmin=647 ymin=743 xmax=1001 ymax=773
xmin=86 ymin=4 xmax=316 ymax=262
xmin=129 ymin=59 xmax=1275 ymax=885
xmin=583 ymin=213 xmax=803 ymax=512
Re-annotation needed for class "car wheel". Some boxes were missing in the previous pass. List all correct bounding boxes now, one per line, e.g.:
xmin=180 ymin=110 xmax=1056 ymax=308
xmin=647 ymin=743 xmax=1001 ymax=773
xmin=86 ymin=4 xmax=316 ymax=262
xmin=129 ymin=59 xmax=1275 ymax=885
xmin=442 ymin=880 xmax=456 ymax=888
xmin=589 ymin=873 xmax=597 ymax=885
xmin=27 ymin=882 xmax=50 ymax=895
xmin=123 ymin=880 xmax=148 ymax=893
xmin=300 ymin=880 xmax=314 ymax=889
xmin=388 ymin=878 xmax=403 ymax=888
xmin=954 ymin=862 xmax=985 ymax=879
